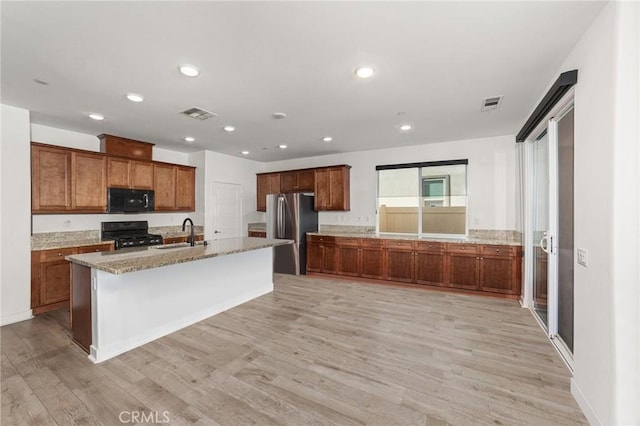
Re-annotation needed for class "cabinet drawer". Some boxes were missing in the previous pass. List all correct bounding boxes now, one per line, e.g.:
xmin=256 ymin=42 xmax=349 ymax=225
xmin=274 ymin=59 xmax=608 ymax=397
xmin=39 ymin=247 xmax=77 ymax=262
xmin=415 ymin=241 xmax=445 ymax=253
xmin=481 ymin=245 xmax=519 ymax=257
xmin=335 ymin=237 xmax=359 ymax=247
xmin=361 ymin=239 xmax=384 ymax=248
xmin=248 ymin=231 xmax=266 ymax=238
xmin=163 ymin=236 xmax=187 ymax=245
xmin=385 ymin=240 xmax=414 ymax=250
xmin=309 ymin=235 xmax=335 ymax=244
xmin=77 ymin=243 xmax=113 ymax=254
xmin=446 ymin=243 xmax=479 ymax=254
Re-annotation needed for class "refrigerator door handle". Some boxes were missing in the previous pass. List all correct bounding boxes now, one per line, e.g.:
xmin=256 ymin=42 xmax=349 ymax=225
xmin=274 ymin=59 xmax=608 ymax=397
xmin=277 ymin=196 xmax=285 ymax=238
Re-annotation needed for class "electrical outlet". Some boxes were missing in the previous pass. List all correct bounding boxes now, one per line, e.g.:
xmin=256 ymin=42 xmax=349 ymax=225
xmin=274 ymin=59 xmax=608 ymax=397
xmin=577 ymin=248 xmax=588 ymax=267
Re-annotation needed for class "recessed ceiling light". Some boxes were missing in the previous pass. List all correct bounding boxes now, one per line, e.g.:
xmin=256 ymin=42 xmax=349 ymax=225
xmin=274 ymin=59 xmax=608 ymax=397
xmin=241 ymin=151 xmax=250 ymax=155
xmin=355 ymin=66 xmax=375 ymax=79
xmin=278 ymin=144 xmax=287 ymax=149
xmin=184 ymin=136 xmax=195 ymax=142
xmin=126 ymin=93 xmax=144 ymax=102
xmin=88 ymin=113 xmax=104 ymax=121
xmin=399 ymin=124 xmax=413 ymax=131
xmin=178 ymin=64 xmax=199 ymax=77
xmin=272 ymin=112 xmax=287 ymax=119
xmin=322 ymin=136 xmax=333 ymax=142
xmin=33 ymin=78 xmax=49 ymax=85
xmin=223 ymin=125 xmax=235 ymax=132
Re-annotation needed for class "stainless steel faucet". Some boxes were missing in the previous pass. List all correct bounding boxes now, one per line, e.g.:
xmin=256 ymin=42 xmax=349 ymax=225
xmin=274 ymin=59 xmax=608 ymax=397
xmin=181 ymin=218 xmax=195 ymax=247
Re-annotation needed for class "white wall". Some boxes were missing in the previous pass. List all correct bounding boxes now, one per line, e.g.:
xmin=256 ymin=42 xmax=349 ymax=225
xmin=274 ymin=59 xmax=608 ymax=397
xmin=30 ymin=124 xmax=196 ymax=232
xmin=1 ymin=105 xmax=32 ymax=325
xmin=194 ymin=151 xmax=264 ymax=241
xmin=264 ymin=135 xmax=517 ymax=230
xmin=542 ymin=2 xmax=640 ymax=424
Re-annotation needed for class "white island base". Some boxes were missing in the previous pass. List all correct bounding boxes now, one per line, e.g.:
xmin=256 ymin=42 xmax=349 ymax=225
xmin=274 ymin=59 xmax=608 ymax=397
xmin=78 ymin=246 xmax=274 ymax=363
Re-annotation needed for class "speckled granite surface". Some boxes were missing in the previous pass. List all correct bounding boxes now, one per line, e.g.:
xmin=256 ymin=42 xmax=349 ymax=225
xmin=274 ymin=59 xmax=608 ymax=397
xmin=307 ymin=230 xmax=522 ymax=246
xmin=248 ymin=222 xmax=266 ymax=232
xmin=66 ymin=237 xmax=292 ymax=274
xmin=31 ymin=225 xmax=205 ymax=251
xmin=320 ymin=225 xmax=376 ymax=234
xmin=31 ymin=230 xmax=107 ymax=251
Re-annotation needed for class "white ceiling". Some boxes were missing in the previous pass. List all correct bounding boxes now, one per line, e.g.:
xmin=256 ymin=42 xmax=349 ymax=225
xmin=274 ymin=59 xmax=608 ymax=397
xmin=1 ymin=1 xmax=605 ymax=162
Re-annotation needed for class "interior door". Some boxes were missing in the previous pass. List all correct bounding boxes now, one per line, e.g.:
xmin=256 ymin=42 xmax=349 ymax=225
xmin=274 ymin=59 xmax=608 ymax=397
xmin=212 ymin=182 xmax=242 ymax=239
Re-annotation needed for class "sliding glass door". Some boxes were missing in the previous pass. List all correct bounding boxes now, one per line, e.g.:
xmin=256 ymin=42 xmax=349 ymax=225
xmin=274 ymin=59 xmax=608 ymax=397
xmin=526 ymin=100 xmax=575 ymax=362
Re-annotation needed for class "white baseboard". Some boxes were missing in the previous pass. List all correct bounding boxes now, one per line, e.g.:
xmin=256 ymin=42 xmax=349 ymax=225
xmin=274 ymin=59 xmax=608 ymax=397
xmin=571 ymin=378 xmax=603 ymax=425
xmin=1 ymin=309 xmax=33 ymax=326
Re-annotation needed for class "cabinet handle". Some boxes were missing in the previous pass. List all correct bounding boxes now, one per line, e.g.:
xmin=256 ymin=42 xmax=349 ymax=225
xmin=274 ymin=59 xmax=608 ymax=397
xmin=495 ymin=249 xmax=500 ymax=252
xmin=461 ymin=247 xmax=465 ymax=250
xmin=58 ymin=253 xmax=62 ymax=257
xmin=476 ymin=257 xmax=480 ymax=260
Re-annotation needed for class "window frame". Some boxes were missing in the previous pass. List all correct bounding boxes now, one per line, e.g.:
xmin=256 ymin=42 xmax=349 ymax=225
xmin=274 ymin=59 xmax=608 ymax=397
xmin=376 ymin=159 xmax=469 ymax=238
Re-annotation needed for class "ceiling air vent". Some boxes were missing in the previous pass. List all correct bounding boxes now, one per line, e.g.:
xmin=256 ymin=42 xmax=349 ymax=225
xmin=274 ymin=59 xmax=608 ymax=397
xmin=179 ymin=107 xmax=217 ymax=120
xmin=481 ymin=95 xmax=503 ymax=111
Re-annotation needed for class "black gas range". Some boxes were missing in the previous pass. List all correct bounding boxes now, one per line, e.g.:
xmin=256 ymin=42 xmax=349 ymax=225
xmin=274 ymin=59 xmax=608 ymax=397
xmin=101 ymin=221 xmax=163 ymax=250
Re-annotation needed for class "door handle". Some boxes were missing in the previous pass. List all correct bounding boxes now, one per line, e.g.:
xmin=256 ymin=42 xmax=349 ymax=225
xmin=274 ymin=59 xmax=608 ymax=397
xmin=540 ymin=232 xmax=551 ymax=254
xmin=143 ymin=193 xmax=149 ymax=208
xmin=214 ymin=230 xmax=221 ymax=234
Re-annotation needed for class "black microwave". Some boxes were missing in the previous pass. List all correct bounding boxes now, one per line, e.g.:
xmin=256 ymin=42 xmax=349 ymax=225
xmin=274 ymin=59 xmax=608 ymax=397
xmin=107 ymin=188 xmax=155 ymax=213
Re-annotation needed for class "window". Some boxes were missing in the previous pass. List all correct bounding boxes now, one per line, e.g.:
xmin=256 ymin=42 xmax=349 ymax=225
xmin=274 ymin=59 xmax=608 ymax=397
xmin=377 ymin=160 xmax=468 ymax=237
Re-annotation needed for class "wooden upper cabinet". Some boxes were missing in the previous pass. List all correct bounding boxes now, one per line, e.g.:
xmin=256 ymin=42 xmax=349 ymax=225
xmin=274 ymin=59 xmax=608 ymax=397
xmin=175 ymin=166 xmax=196 ymax=211
xmin=106 ymin=158 xmax=154 ymax=189
xmin=256 ymin=173 xmax=281 ymax=212
xmin=106 ymin=157 xmax=130 ymax=188
xmin=153 ymin=163 xmax=176 ymax=211
xmin=314 ymin=166 xmax=350 ymax=211
xmin=280 ymin=170 xmax=314 ymax=193
xmin=131 ymin=161 xmax=154 ymax=189
xmin=71 ymin=152 xmax=107 ymax=211
xmin=98 ymin=134 xmax=153 ymax=161
xmin=32 ymin=144 xmax=71 ymax=211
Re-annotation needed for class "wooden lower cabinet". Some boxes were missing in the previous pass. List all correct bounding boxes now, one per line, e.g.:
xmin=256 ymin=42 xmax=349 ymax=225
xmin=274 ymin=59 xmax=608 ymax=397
xmin=248 ymin=230 xmax=266 ymax=238
xmin=306 ymin=236 xmax=337 ymax=274
xmin=415 ymin=242 xmax=446 ymax=286
xmin=307 ymin=236 xmax=521 ymax=297
xmin=31 ymin=243 xmax=113 ymax=315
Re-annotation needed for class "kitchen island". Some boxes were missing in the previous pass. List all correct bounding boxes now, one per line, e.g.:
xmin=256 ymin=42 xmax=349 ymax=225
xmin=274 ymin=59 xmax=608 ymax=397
xmin=66 ymin=237 xmax=292 ymax=363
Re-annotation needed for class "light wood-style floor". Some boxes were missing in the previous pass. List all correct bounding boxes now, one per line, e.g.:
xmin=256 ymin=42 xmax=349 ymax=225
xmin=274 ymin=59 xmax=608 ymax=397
xmin=2 ymin=274 xmax=587 ymax=425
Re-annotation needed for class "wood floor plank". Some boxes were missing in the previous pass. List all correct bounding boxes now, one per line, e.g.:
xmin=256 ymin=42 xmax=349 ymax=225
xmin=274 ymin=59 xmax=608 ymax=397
xmin=1 ymin=274 xmax=587 ymax=425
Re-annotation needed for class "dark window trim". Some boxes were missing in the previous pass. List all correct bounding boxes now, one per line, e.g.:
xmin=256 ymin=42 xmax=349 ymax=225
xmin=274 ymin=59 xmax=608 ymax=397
xmin=376 ymin=159 xmax=468 ymax=171
xmin=516 ymin=69 xmax=578 ymax=142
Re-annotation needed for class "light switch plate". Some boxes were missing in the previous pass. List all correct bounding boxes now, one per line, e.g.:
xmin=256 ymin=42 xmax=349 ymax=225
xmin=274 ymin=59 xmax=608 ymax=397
xmin=577 ymin=248 xmax=588 ymax=267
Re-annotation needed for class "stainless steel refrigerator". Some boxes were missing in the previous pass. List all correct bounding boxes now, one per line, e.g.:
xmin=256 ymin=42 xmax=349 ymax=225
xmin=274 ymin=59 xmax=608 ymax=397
xmin=266 ymin=193 xmax=318 ymax=275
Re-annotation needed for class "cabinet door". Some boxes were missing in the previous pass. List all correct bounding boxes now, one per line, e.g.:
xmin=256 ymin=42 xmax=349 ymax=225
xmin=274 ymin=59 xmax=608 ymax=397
xmin=314 ymin=167 xmax=350 ymax=211
xmin=385 ymin=247 xmax=415 ymax=283
xmin=106 ymin=157 xmax=131 ymax=188
xmin=361 ymin=247 xmax=384 ymax=279
xmin=32 ymin=145 xmax=71 ymax=211
xmin=256 ymin=174 xmax=269 ymax=212
xmin=337 ymin=245 xmax=360 ymax=277
xmin=154 ymin=164 xmax=177 ymax=210
xmin=38 ymin=247 xmax=77 ymax=307
xmin=176 ymin=166 xmax=195 ymax=211
xmin=447 ymin=253 xmax=479 ymax=290
xmin=306 ymin=242 xmax=322 ymax=272
xmin=479 ymin=256 xmax=517 ymax=294
xmin=130 ymin=161 xmax=154 ymax=189
xmin=280 ymin=171 xmax=297 ymax=193
xmin=71 ymin=152 xmax=106 ymax=211
xmin=322 ymin=244 xmax=338 ymax=274
xmin=267 ymin=173 xmax=281 ymax=194
xmin=314 ymin=169 xmax=331 ymax=210
xmin=297 ymin=170 xmax=315 ymax=191
xmin=415 ymin=252 xmax=445 ymax=286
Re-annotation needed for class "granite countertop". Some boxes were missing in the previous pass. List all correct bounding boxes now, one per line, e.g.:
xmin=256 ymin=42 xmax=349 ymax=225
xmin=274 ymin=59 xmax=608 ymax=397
xmin=307 ymin=231 xmax=522 ymax=246
xmin=31 ymin=226 xmax=205 ymax=251
xmin=66 ymin=237 xmax=292 ymax=275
